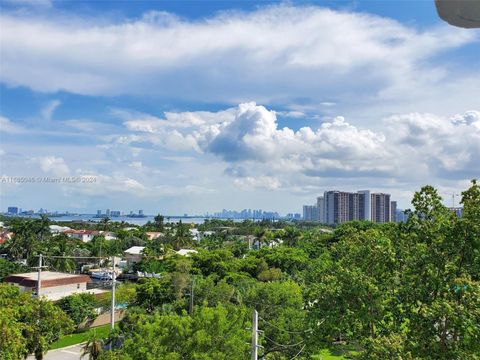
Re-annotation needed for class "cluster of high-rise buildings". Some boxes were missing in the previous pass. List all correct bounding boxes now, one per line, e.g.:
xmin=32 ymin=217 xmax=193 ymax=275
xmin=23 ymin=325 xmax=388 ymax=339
xmin=209 ymin=209 xmax=282 ymax=220
xmin=95 ymin=209 xmax=145 ymax=218
xmin=303 ymin=190 xmax=397 ymax=224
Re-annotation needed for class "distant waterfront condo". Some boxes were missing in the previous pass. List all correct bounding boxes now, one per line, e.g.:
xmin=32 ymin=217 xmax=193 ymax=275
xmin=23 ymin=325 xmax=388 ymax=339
xmin=317 ymin=196 xmax=325 ymax=223
xmin=318 ymin=190 xmax=395 ymax=224
xmin=371 ymin=193 xmax=391 ymax=223
xmin=302 ymin=205 xmax=318 ymax=221
xmin=390 ymin=201 xmax=397 ymax=222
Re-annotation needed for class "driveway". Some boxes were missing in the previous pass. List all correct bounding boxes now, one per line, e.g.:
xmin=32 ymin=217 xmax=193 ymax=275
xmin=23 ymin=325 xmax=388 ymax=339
xmin=28 ymin=343 xmax=84 ymax=360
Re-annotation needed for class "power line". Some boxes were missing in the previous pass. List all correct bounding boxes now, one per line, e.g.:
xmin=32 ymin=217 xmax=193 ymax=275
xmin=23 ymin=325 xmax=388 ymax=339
xmin=288 ymin=344 xmax=306 ymax=360
xmin=258 ymin=316 xmax=313 ymax=335
xmin=263 ymin=335 xmax=305 ymax=348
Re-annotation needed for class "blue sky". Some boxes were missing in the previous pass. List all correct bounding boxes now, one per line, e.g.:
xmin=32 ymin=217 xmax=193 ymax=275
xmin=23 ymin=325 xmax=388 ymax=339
xmin=0 ymin=0 xmax=479 ymax=214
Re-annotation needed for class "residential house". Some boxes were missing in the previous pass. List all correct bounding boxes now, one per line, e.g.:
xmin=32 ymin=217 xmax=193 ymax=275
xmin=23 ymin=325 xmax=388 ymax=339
xmin=0 ymin=229 xmax=13 ymax=245
xmin=124 ymin=246 xmax=145 ymax=266
xmin=175 ymin=249 xmax=198 ymax=257
xmin=145 ymin=232 xmax=163 ymax=241
xmin=4 ymin=271 xmax=98 ymax=301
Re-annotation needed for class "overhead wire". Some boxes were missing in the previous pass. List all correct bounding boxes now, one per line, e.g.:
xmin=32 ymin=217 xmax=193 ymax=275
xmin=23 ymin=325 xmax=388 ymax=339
xmin=258 ymin=316 xmax=313 ymax=334
xmin=288 ymin=344 xmax=306 ymax=360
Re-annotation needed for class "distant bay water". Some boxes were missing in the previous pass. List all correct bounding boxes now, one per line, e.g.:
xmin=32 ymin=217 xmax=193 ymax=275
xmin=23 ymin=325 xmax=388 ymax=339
xmin=12 ymin=214 xmax=209 ymax=226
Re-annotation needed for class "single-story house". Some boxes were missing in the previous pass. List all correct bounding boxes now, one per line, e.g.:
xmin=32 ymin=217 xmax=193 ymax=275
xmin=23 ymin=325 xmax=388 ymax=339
xmin=101 ymin=231 xmax=117 ymax=241
xmin=4 ymin=271 xmax=94 ymax=301
xmin=124 ymin=246 xmax=145 ymax=265
xmin=189 ymin=229 xmax=214 ymax=241
xmin=64 ymin=230 xmax=117 ymax=242
xmin=0 ymin=230 xmax=13 ymax=245
xmin=49 ymin=225 xmax=72 ymax=234
xmin=145 ymin=232 xmax=163 ymax=240
xmin=175 ymin=249 xmax=198 ymax=257
xmin=64 ymin=229 xmax=99 ymax=242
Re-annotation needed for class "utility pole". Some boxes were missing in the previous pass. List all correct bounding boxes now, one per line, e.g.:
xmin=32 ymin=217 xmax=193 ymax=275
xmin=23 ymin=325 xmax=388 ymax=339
xmin=189 ymin=277 xmax=195 ymax=315
xmin=110 ymin=256 xmax=116 ymax=332
xmin=251 ymin=309 xmax=258 ymax=360
xmin=36 ymin=254 xmax=43 ymax=297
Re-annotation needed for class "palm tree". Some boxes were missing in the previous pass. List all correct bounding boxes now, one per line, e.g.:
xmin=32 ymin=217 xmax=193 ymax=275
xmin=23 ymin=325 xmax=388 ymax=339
xmin=7 ymin=219 xmax=37 ymax=261
xmin=36 ymin=214 xmax=51 ymax=243
xmin=48 ymin=234 xmax=76 ymax=272
xmin=82 ymin=331 xmax=103 ymax=360
xmin=282 ymin=226 xmax=302 ymax=247
xmin=99 ymin=217 xmax=110 ymax=231
xmin=171 ymin=221 xmax=193 ymax=250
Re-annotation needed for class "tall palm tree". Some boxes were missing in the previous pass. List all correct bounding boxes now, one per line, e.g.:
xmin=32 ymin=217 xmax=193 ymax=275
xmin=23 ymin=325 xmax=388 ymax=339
xmin=7 ymin=219 xmax=37 ymax=261
xmin=282 ymin=226 xmax=302 ymax=247
xmin=99 ymin=217 xmax=110 ymax=231
xmin=171 ymin=221 xmax=193 ymax=250
xmin=48 ymin=234 xmax=76 ymax=272
xmin=36 ymin=214 xmax=51 ymax=243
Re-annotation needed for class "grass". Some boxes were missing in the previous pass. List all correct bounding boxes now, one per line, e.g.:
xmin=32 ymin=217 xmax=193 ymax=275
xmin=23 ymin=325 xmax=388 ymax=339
xmin=50 ymin=324 xmax=111 ymax=350
xmin=313 ymin=345 xmax=360 ymax=359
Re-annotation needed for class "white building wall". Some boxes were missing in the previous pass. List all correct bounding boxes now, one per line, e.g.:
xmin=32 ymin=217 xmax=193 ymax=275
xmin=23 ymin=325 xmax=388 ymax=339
xmin=15 ymin=282 xmax=88 ymax=299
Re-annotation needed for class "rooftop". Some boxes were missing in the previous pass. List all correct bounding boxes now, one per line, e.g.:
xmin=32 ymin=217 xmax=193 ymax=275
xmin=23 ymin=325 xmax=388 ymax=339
xmin=176 ymin=249 xmax=198 ymax=256
xmin=124 ymin=246 xmax=145 ymax=255
xmin=64 ymin=229 xmax=99 ymax=235
xmin=4 ymin=271 xmax=90 ymax=288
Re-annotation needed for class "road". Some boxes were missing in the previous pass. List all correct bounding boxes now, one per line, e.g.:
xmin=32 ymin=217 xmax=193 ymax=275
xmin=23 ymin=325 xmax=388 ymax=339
xmin=28 ymin=344 xmax=84 ymax=360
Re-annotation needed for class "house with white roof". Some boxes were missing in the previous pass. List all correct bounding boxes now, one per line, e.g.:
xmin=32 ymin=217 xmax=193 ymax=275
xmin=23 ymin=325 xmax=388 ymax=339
xmin=175 ymin=249 xmax=198 ymax=257
xmin=49 ymin=225 xmax=72 ymax=234
xmin=124 ymin=246 xmax=145 ymax=265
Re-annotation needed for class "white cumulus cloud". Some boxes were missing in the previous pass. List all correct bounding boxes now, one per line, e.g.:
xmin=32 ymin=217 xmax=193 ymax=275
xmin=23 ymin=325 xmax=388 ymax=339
xmin=34 ymin=156 xmax=70 ymax=176
xmin=0 ymin=4 xmax=476 ymax=116
xmin=121 ymin=103 xmax=480 ymax=189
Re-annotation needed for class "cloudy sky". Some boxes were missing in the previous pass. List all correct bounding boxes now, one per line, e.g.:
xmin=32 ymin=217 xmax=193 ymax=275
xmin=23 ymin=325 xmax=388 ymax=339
xmin=0 ymin=0 xmax=479 ymax=215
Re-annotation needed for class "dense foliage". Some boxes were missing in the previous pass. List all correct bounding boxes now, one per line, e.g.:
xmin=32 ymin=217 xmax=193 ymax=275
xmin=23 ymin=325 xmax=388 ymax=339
xmin=0 ymin=181 xmax=479 ymax=359
xmin=0 ymin=284 xmax=74 ymax=360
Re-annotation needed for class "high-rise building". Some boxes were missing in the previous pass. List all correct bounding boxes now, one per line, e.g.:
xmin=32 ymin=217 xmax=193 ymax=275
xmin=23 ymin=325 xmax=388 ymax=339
xmin=324 ymin=191 xmax=352 ymax=224
xmin=322 ymin=190 xmax=394 ymax=224
xmin=96 ymin=210 xmax=102 ymax=216
xmin=7 ymin=207 xmax=18 ymax=215
xmin=316 ymin=196 xmax=325 ymax=223
xmin=371 ymin=193 xmax=391 ymax=223
xmin=303 ymin=205 xmax=318 ymax=221
xmin=357 ymin=190 xmax=371 ymax=221
xmin=390 ymin=201 xmax=397 ymax=222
